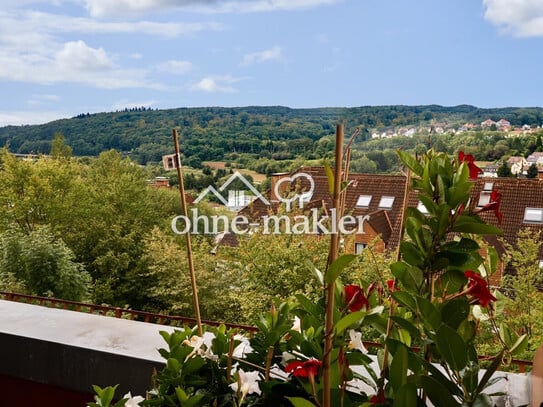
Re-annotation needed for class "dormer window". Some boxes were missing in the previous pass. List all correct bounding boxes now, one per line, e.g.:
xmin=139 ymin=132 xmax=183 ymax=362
xmin=483 ymin=182 xmax=493 ymax=191
xmin=524 ymin=208 xmax=543 ymax=224
xmin=378 ymin=196 xmax=395 ymax=209
xmin=356 ymin=195 xmax=372 ymax=208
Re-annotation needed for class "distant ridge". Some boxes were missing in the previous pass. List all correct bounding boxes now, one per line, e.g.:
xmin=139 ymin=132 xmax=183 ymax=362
xmin=1 ymin=105 xmax=542 ymax=164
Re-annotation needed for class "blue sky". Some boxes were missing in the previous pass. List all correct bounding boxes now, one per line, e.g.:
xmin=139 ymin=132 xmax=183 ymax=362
xmin=1 ymin=0 xmax=542 ymax=126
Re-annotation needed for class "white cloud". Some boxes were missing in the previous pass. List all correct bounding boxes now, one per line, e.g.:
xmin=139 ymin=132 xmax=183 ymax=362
xmin=483 ymin=0 xmax=543 ymax=37
xmin=84 ymin=0 xmax=342 ymax=17
xmin=240 ymin=46 xmax=282 ymax=66
xmin=0 ymin=111 xmax=69 ymax=127
xmin=0 ymin=11 xmax=176 ymax=89
xmin=56 ymin=40 xmax=113 ymax=71
xmin=16 ymin=10 xmax=222 ymax=38
xmin=28 ymin=94 xmax=61 ymax=106
xmin=190 ymin=75 xmax=242 ymax=93
xmin=157 ymin=60 xmax=193 ymax=74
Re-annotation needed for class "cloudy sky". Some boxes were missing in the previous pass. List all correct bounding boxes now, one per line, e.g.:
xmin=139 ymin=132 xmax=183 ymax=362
xmin=1 ymin=0 xmax=542 ymax=126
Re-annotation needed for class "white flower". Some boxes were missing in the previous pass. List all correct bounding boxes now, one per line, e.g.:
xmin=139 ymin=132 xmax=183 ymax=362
xmin=291 ymin=316 xmax=301 ymax=332
xmin=123 ymin=392 xmax=144 ymax=407
xmin=347 ymin=330 xmax=368 ymax=354
xmin=229 ymin=369 xmax=262 ymax=400
xmin=182 ymin=335 xmax=206 ymax=361
xmin=233 ymin=335 xmax=253 ymax=358
xmin=281 ymin=351 xmax=296 ymax=365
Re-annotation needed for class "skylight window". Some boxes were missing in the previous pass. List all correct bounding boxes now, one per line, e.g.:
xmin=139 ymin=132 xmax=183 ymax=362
xmin=378 ymin=196 xmax=395 ymax=209
xmin=483 ymin=182 xmax=494 ymax=191
xmin=477 ymin=193 xmax=491 ymax=207
xmin=356 ymin=195 xmax=372 ymax=208
xmin=524 ymin=208 xmax=543 ymax=224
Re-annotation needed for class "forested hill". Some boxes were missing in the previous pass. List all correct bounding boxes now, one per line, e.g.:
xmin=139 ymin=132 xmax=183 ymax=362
xmin=1 ymin=105 xmax=542 ymax=165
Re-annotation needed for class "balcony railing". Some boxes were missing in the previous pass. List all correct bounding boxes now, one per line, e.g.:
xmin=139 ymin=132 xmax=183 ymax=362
xmin=0 ymin=290 xmax=532 ymax=372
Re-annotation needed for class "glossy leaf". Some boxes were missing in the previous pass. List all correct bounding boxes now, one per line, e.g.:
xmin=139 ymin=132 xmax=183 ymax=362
xmin=325 ymin=254 xmax=357 ymax=284
xmin=436 ymin=325 xmax=467 ymax=371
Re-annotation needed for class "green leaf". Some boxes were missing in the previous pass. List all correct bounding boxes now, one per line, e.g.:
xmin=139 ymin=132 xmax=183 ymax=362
xmin=182 ymin=355 xmax=205 ymax=375
xmin=420 ymin=375 xmax=460 ymax=407
xmin=393 ymin=383 xmax=418 ymax=407
xmin=436 ymin=324 xmax=467 ymax=371
xmin=399 ymin=241 xmax=424 ymax=267
xmin=441 ymin=297 xmax=470 ymax=329
xmin=509 ymin=334 xmax=529 ymax=356
xmin=391 ymin=291 xmax=417 ymax=311
xmin=476 ymin=349 xmax=504 ymax=394
xmin=452 ymin=216 xmax=503 ymax=235
xmin=335 ymin=311 xmax=366 ymax=335
xmin=397 ymin=149 xmax=424 ymax=177
xmin=390 ymin=316 xmax=420 ymax=340
xmin=286 ymin=396 xmax=317 ymax=407
xmin=325 ymin=254 xmax=357 ymax=284
xmin=389 ymin=344 xmax=408 ymax=390
xmin=305 ymin=260 xmax=324 ymax=286
xmin=416 ymin=296 xmax=441 ymax=331
xmin=323 ymin=161 xmax=334 ymax=196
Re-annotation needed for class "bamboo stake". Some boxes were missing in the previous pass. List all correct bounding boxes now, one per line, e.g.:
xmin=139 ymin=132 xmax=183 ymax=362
xmin=322 ymin=123 xmax=344 ymax=407
xmin=379 ymin=167 xmax=411 ymax=388
xmin=172 ymin=129 xmax=203 ymax=336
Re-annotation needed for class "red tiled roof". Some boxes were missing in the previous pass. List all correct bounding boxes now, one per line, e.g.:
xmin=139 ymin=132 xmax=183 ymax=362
xmin=470 ymin=178 xmax=543 ymax=258
xmin=238 ymin=168 xmax=543 ymax=264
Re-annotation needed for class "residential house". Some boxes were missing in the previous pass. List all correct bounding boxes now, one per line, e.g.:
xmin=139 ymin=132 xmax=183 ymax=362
xmin=507 ymin=156 xmax=528 ymax=175
xmin=497 ymin=119 xmax=512 ymax=131
xmin=482 ymin=163 xmax=499 ymax=178
xmin=481 ymin=119 xmax=496 ymax=129
xmin=527 ymin=152 xmax=543 ymax=166
xmin=234 ymin=167 xmax=543 ymax=285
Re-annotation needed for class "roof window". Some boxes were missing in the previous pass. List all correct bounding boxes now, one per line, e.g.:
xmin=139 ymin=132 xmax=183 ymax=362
xmin=378 ymin=196 xmax=395 ymax=209
xmin=524 ymin=208 xmax=543 ymax=224
xmin=356 ymin=195 xmax=372 ymax=208
xmin=483 ymin=182 xmax=493 ymax=191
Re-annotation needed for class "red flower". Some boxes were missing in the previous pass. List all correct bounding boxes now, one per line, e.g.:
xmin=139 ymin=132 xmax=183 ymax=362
xmin=386 ymin=279 xmax=398 ymax=292
xmin=285 ymin=358 xmax=322 ymax=378
xmin=344 ymin=284 xmax=369 ymax=312
xmin=464 ymin=270 xmax=497 ymax=307
xmin=459 ymin=151 xmax=483 ymax=180
xmin=370 ymin=390 xmax=386 ymax=405
xmin=476 ymin=189 xmax=503 ymax=224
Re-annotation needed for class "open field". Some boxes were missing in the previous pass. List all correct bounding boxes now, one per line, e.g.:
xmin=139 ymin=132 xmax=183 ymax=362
xmin=203 ymin=161 xmax=267 ymax=183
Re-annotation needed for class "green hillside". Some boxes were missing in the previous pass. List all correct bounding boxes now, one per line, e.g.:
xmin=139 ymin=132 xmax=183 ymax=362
xmin=1 ymin=105 xmax=542 ymax=166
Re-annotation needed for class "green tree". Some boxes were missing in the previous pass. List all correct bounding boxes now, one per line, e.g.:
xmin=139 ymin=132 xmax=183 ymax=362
xmin=497 ymin=161 xmax=513 ymax=177
xmin=0 ymin=227 xmax=90 ymax=300
xmin=478 ymin=229 xmax=543 ymax=361
xmin=527 ymin=163 xmax=539 ymax=179
xmin=50 ymin=133 xmax=72 ymax=159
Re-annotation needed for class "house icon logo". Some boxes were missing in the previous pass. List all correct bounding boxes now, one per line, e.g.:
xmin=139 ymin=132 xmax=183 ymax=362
xmin=194 ymin=171 xmax=270 ymax=211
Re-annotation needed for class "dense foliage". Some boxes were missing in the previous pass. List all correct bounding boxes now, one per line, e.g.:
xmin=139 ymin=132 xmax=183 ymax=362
xmin=2 ymin=105 xmax=543 ymax=173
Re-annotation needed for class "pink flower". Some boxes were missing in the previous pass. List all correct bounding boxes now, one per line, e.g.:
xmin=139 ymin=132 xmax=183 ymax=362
xmin=459 ymin=151 xmax=483 ymax=180
xmin=344 ymin=284 xmax=369 ymax=312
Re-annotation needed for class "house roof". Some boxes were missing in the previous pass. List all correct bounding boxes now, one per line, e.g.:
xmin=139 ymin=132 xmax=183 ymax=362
xmin=237 ymin=167 xmax=543 ymax=264
xmin=469 ymin=178 xmax=543 ymax=258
